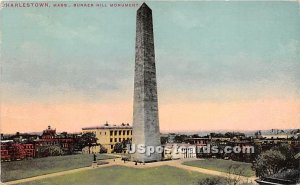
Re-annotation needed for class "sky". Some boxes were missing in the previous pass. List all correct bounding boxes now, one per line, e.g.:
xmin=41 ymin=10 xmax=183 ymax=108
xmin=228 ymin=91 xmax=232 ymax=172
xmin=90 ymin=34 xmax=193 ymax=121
xmin=1 ymin=1 xmax=300 ymax=133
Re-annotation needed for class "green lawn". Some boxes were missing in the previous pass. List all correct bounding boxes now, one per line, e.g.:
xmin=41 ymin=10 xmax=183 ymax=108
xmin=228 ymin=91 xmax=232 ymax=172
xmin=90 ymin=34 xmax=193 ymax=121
xmin=183 ymin=159 xmax=255 ymax=177
xmin=16 ymin=165 xmax=224 ymax=185
xmin=1 ymin=154 xmax=116 ymax=182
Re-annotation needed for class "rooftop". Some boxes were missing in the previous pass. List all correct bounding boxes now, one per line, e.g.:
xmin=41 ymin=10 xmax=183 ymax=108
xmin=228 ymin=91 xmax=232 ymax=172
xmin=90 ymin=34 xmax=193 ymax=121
xmin=82 ymin=122 xmax=132 ymax=130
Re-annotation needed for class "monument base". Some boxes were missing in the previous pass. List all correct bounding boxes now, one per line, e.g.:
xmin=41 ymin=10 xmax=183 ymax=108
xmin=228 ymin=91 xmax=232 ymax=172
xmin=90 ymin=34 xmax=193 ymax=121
xmin=91 ymin=161 xmax=97 ymax=168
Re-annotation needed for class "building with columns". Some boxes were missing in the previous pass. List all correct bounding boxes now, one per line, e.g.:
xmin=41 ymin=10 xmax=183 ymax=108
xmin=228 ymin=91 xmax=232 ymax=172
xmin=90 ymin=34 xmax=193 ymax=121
xmin=82 ymin=122 xmax=132 ymax=153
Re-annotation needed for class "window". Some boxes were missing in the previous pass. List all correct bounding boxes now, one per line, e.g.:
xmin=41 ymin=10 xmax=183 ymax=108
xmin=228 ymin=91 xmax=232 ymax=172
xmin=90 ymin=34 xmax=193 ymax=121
xmin=114 ymin=138 xmax=117 ymax=142
xmin=110 ymin=131 xmax=113 ymax=136
xmin=119 ymin=138 xmax=121 ymax=142
xmin=114 ymin=131 xmax=117 ymax=135
xmin=123 ymin=131 xmax=125 ymax=135
xmin=119 ymin=131 xmax=122 ymax=135
xmin=127 ymin=130 xmax=129 ymax=135
xmin=111 ymin=145 xmax=113 ymax=149
xmin=110 ymin=138 xmax=113 ymax=142
xmin=131 ymin=130 xmax=132 ymax=135
xmin=105 ymin=132 xmax=106 ymax=135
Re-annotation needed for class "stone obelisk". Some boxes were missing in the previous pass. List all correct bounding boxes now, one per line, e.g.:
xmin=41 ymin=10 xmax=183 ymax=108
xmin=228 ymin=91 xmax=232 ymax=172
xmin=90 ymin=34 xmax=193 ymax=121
xmin=132 ymin=3 xmax=162 ymax=162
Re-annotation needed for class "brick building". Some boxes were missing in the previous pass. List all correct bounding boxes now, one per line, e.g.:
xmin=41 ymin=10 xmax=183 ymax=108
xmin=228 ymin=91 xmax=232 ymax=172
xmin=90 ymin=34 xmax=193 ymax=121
xmin=1 ymin=143 xmax=35 ymax=161
xmin=35 ymin=126 xmax=75 ymax=154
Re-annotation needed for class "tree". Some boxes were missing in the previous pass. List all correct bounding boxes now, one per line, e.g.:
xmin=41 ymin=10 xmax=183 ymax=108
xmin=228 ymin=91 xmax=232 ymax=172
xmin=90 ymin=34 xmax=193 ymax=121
xmin=174 ymin=134 xmax=188 ymax=143
xmin=60 ymin=132 xmax=68 ymax=138
xmin=191 ymin=134 xmax=201 ymax=138
xmin=225 ymin=132 xmax=245 ymax=138
xmin=210 ymin=133 xmax=225 ymax=138
xmin=161 ymin=136 xmax=168 ymax=144
xmin=99 ymin=144 xmax=107 ymax=153
xmin=37 ymin=145 xmax=64 ymax=157
xmin=272 ymin=144 xmax=299 ymax=169
xmin=112 ymin=142 xmax=123 ymax=153
xmin=112 ymin=139 xmax=131 ymax=153
xmin=253 ymin=149 xmax=286 ymax=178
xmin=75 ymin=132 xmax=98 ymax=154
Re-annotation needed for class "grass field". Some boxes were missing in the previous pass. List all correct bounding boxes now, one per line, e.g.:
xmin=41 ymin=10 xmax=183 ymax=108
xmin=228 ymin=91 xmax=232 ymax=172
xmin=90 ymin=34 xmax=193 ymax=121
xmin=1 ymin=154 xmax=116 ymax=182
xmin=17 ymin=165 xmax=221 ymax=185
xmin=183 ymin=159 xmax=255 ymax=177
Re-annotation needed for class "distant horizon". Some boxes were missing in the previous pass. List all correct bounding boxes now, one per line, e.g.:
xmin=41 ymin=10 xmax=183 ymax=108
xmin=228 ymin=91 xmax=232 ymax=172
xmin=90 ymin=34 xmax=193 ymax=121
xmin=1 ymin=124 xmax=299 ymax=135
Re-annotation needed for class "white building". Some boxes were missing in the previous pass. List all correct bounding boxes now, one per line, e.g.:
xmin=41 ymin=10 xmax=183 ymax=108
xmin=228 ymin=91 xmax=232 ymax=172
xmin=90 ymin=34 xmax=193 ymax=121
xmin=164 ymin=143 xmax=196 ymax=160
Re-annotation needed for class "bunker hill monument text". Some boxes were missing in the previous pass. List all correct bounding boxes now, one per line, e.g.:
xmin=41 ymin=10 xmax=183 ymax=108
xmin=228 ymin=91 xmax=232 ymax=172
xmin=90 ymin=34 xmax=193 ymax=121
xmin=132 ymin=3 xmax=162 ymax=162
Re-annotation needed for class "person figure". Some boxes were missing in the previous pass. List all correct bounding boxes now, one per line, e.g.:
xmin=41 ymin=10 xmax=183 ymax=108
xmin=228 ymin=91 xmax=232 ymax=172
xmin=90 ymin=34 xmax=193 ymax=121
xmin=93 ymin=154 xmax=97 ymax=162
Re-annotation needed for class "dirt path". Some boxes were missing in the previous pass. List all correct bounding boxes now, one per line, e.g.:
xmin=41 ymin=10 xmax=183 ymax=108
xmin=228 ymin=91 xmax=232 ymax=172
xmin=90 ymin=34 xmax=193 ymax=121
xmin=3 ymin=158 xmax=257 ymax=185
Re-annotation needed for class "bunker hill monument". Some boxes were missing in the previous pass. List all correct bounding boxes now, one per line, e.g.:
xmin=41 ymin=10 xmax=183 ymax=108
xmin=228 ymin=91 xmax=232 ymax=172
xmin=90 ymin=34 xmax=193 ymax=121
xmin=132 ymin=3 xmax=162 ymax=162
